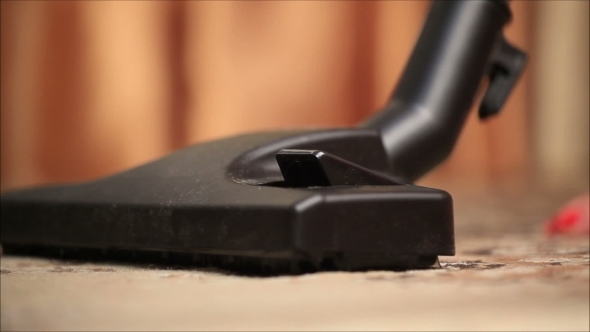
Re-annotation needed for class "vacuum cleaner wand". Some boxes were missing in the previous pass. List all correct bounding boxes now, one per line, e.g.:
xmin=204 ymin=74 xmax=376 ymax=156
xmin=362 ymin=0 xmax=526 ymax=182
xmin=0 ymin=0 xmax=526 ymax=274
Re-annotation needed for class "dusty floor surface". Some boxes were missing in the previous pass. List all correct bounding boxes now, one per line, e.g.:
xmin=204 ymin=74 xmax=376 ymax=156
xmin=1 ymin=190 xmax=589 ymax=331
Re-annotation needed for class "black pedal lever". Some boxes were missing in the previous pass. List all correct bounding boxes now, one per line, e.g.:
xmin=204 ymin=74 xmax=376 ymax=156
xmin=276 ymin=149 xmax=406 ymax=187
xmin=479 ymin=36 xmax=527 ymax=119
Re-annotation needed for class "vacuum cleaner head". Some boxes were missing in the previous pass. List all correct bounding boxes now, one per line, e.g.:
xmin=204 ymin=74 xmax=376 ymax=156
xmin=0 ymin=0 xmax=526 ymax=274
xmin=1 ymin=130 xmax=453 ymax=273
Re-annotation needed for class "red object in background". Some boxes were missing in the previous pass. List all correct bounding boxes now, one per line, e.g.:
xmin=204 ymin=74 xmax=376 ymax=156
xmin=545 ymin=194 xmax=590 ymax=237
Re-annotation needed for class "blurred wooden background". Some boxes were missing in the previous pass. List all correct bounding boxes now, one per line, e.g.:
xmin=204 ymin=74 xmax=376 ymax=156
xmin=1 ymin=1 xmax=588 ymax=192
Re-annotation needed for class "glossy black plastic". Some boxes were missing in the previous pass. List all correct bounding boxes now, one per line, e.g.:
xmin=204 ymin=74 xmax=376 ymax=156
xmin=361 ymin=0 xmax=525 ymax=182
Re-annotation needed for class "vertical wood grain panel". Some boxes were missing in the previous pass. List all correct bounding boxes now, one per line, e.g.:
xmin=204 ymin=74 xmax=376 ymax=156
xmin=185 ymin=1 xmax=359 ymax=143
xmin=349 ymin=1 xmax=379 ymax=123
xmin=34 ymin=1 xmax=93 ymax=183
xmin=167 ymin=1 xmax=190 ymax=150
xmin=534 ymin=0 xmax=590 ymax=190
xmin=82 ymin=1 xmax=171 ymax=172
xmin=1 ymin=1 xmax=44 ymax=191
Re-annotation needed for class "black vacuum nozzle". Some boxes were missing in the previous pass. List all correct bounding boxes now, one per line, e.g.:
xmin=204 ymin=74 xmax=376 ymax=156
xmin=0 ymin=0 xmax=526 ymax=275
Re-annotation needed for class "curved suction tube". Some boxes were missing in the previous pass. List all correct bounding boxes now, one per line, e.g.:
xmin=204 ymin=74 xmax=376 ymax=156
xmin=362 ymin=0 xmax=519 ymax=182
